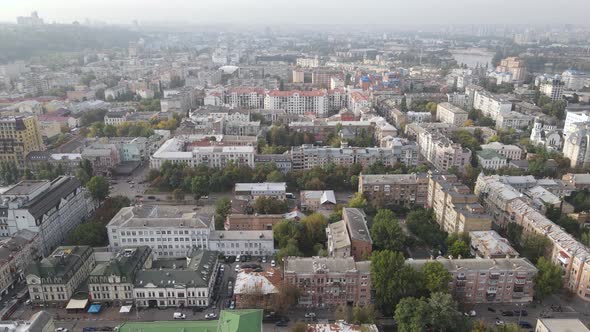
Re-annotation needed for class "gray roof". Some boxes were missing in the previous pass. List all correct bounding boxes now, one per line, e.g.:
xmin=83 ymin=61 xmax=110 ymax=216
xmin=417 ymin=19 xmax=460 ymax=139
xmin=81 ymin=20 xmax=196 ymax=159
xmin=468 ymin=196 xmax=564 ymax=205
xmin=27 ymin=245 xmax=93 ymax=280
xmin=27 ymin=310 xmax=53 ymax=332
xmin=209 ymin=230 xmax=273 ymax=240
xmin=107 ymin=206 xmax=209 ymax=229
xmin=284 ymin=256 xmax=370 ymax=274
xmin=3 ymin=181 xmax=47 ymax=196
xmin=90 ymin=246 xmax=151 ymax=280
xmin=360 ymin=173 xmax=425 ymax=185
xmin=22 ymin=177 xmax=81 ymax=220
xmin=134 ymin=249 xmax=218 ymax=288
xmin=343 ymin=208 xmax=371 ymax=244
xmin=537 ymin=319 xmax=590 ymax=332
xmin=406 ymin=257 xmax=537 ymax=273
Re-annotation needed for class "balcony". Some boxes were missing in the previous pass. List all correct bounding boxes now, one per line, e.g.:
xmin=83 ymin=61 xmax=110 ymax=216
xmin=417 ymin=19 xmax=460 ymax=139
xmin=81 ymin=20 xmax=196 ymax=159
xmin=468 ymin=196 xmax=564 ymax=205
xmin=489 ymin=273 xmax=500 ymax=279
xmin=515 ymin=278 xmax=526 ymax=285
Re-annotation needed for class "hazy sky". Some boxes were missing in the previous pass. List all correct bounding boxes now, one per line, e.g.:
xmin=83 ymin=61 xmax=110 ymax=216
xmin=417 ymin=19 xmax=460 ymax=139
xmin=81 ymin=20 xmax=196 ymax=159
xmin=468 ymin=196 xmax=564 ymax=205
xmin=2 ymin=0 xmax=589 ymax=25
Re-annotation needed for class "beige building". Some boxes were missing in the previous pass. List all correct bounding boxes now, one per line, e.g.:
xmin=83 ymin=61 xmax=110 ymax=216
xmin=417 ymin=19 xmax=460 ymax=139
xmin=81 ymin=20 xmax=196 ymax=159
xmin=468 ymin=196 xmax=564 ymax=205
xmin=358 ymin=173 xmax=429 ymax=207
xmin=496 ymin=57 xmax=527 ymax=82
xmin=426 ymin=174 xmax=492 ymax=233
xmin=407 ymin=257 xmax=537 ymax=304
xmin=0 ymin=115 xmax=44 ymax=167
xmin=469 ymin=231 xmax=519 ymax=259
xmin=26 ymin=246 xmax=96 ymax=305
xmin=326 ymin=208 xmax=372 ymax=261
xmin=300 ymin=190 xmax=336 ymax=211
xmin=436 ymin=102 xmax=468 ymax=126
xmin=535 ymin=318 xmax=590 ymax=332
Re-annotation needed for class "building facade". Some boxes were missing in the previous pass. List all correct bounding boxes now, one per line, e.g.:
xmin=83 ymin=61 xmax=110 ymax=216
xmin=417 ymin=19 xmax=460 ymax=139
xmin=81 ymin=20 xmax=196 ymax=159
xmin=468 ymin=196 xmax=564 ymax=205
xmin=436 ymin=102 xmax=468 ymax=126
xmin=358 ymin=173 xmax=429 ymax=207
xmin=0 ymin=115 xmax=44 ymax=167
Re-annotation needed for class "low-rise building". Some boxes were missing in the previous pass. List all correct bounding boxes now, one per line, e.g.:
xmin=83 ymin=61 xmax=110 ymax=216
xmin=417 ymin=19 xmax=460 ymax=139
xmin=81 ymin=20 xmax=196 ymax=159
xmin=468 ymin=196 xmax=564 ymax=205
xmin=406 ymin=257 xmax=537 ymax=304
xmin=0 ymin=230 xmax=39 ymax=299
xmin=224 ymin=214 xmax=285 ymax=231
xmin=480 ymin=142 xmax=523 ymax=160
xmin=81 ymin=143 xmax=120 ymax=175
xmin=562 ymin=173 xmax=590 ymax=190
xmin=477 ymin=150 xmax=508 ymax=170
xmin=107 ymin=205 xmax=211 ymax=259
xmin=283 ymin=256 xmax=371 ymax=307
xmin=358 ymin=173 xmax=429 ymax=207
xmin=88 ymin=246 xmax=153 ymax=306
xmin=495 ymin=111 xmax=534 ymax=130
xmin=326 ymin=208 xmax=372 ymax=260
xmin=0 ymin=311 xmax=54 ymax=332
xmin=300 ymin=190 xmax=336 ymax=211
xmin=208 ymin=230 xmax=275 ymax=257
xmin=469 ymin=231 xmax=519 ymax=259
xmin=234 ymin=183 xmax=287 ymax=201
xmin=133 ymin=249 xmax=219 ymax=308
xmin=26 ymin=246 xmax=96 ymax=305
xmin=234 ymin=268 xmax=281 ymax=309
xmin=535 ymin=318 xmax=590 ymax=332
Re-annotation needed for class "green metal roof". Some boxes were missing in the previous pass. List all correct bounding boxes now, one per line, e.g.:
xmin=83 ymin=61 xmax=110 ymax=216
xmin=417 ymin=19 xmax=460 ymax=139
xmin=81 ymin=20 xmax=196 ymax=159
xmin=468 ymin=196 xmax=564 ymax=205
xmin=117 ymin=309 xmax=263 ymax=332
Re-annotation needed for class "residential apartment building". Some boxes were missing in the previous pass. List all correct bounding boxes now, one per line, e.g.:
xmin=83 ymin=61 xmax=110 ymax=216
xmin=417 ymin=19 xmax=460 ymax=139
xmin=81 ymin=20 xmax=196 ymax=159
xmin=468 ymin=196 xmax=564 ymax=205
xmin=150 ymin=138 xmax=255 ymax=169
xmin=290 ymin=143 xmax=419 ymax=171
xmin=481 ymin=142 xmax=523 ymax=160
xmin=133 ymin=249 xmax=219 ymax=308
xmin=264 ymin=90 xmax=329 ymax=117
xmin=89 ymin=246 xmax=153 ymax=306
xmin=0 ymin=115 xmax=44 ymax=167
xmin=234 ymin=183 xmax=287 ymax=200
xmin=283 ymin=256 xmax=371 ymax=307
xmin=469 ymin=231 xmax=519 ymax=259
xmin=254 ymin=154 xmax=292 ymax=174
xmin=0 ymin=176 xmax=94 ymax=254
xmin=474 ymin=174 xmax=590 ymax=301
xmin=436 ymin=102 xmax=468 ymax=126
xmin=0 ymin=230 xmax=39 ymax=299
xmin=495 ymin=111 xmax=534 ymax=130
xmin=406 ymin=257 xmax=537 ymax=304
xmin=224 ymin=88 xmax=265 ymax=109
xmin=469 ymin=87 xmax=513 ymax=120
xmin=326 ymin=208 xmax=372 ymax=260
xmin=496 ymin=57 xmax=527 ymax=82
xmin=417 ymin=130 xmax=472 ymax=172
xmin=477 ymin=150 xmax=508 ymax=170
xmin=358 ymin=173 xmax=429 ymax=207
xmin=426 ymin=174 xmax=492 ymax=233
xmin=296 ymin=57 xmax=320 ymax=68
xmin=107 ymin=205 xmax=211 ymax=259
xmin=541 ymin=76 xmax=565 ymax=101
xmin=562 ymin=70 xmax=589 ymax=91
xmin=562 ymin=173 xmax=590 ymax=190
xmin=208 ymin=230 xmax=275 ymax=257
xmin=563 ymin=108 xmax=590 ymax=140
xmin=349 ymin=92 xmax=370 ymax=115
xmin=26 ymin=246 xmax=96 ymax=305
xmin=563 ymin=122 xmax=590 ymax=168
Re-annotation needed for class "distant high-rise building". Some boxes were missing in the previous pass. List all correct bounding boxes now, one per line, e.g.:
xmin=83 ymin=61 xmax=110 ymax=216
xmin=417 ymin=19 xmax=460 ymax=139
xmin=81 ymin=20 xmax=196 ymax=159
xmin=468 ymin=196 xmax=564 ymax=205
xmin=540 ymin=75 xmax=565 ymax=101
xmin=496 ymin=57 xmax=526 ymax=82
xmin=0 ymin=115 xmax=44 ymax=167
xmin=16 ymin=11 xmax=44 ymax=25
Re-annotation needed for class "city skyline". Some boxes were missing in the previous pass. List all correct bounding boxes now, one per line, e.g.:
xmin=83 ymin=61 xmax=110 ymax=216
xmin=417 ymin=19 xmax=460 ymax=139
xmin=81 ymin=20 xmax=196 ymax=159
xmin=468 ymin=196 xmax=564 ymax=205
xmin=2 ymin=0 xmax=590 ymax=26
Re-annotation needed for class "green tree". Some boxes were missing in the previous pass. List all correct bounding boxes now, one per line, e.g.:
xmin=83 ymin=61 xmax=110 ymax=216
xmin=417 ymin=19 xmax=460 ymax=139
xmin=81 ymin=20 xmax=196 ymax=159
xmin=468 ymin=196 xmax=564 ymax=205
xmin=371 ymin=250 xmax=425 ymax=315
xmin=505 ymin=223 xmax=523 ymax=247
xmin=273 ymin=220 xmax=303 ymax=249
xmin=276 ymin=238 xmax=303 ymax=263
xmin=300 ymin=214 xmax=328 ymax=256
xmin=522 ymin=233 xmax=550 ymax=263
xmin=370 ymin=209 xmax=406 ymax=251
xmin=86 ymin=176 xmax=110 ymax=201
xmin=348 ymin=192 xmax=367 ymax=209
xmin=449 ymin=240 xmax=470 ymax=258
xmin=67 ymin=221 xmax=108 ymax=246
xmin=335 ymin=304 xmax=351 ymax=322
xmin=266 ymin=170 xmax=284 ymax=182
xmin=173 ymin=188 xmax=185 ymax=201
xmin=426 ymin=292 xmax=469 ymax=332
xmin=535 ymin=257 xmax=563 ymax=300
xmin=190 ymin=176 xmax=209 ymax=200
xmin=214 ymin=197 xmax=232 ymax=230
xmin=395 ymin=297 xmax=428 ymax=332
xmin=253 ymin=196 xmax=289 ymax=214
xmin=422 ymin=261 xmax=452 ymax=294
xmin=406 ymin=208 xmax=447 ymax=249
xmin=351 ymin=305 xmax=375 ymax=324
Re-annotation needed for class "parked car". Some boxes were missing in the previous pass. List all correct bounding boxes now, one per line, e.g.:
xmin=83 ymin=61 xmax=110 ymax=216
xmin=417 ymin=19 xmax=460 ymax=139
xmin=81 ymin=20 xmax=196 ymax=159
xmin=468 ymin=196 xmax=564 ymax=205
xmin=495 ymin=320 xmax=505 ymax=326
xmin=501 ymin=311 xmax=514 ymax=317
xmin=276 ymin=320 xmax=288 ymax=327
xmin=234 ymin=265 xmax=240 ymax=272
xmin=271 ymin=260 xmax=276 ymax=267
xmin=229 ymin=301 xmax=235 ymax=309
xmin=205 ymin=313 xmax=218 ymax=320
xmin=518 ymin=321 xmax=533 ymax=328
xmin=220 ymin=265 xmax=225 ymax=272
xmin=55 ymin=328 xmax=69 ymax=332
xmin=173 ymin=312 xmax=186 ymax=319
xmin=514 ymin=309 xmax=528 ymax=317
xmin=262 ymin=257 xmax=267 ymax=263
xmin=304 ymin=312 xmax=316 ymax=319
xmin=487 ymin=307 xmax=496 ymax=313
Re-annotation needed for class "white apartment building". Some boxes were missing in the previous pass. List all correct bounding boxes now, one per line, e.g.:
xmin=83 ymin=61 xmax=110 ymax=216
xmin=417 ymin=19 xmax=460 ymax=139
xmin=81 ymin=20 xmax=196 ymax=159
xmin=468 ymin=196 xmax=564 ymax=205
xmin=495 ymin=111 xmax=534 ymax=130
xmin=563 ymin=122 xmax=590 ymax=168
xmin=0 ymin=177 xmax=94 ymax=255
xmin=416 ymin=130 xmax=472 ymax=173
xmin=264 ymin=90 xmax=329 ymax=116
xmin=107 ymin=206 xmax=211 ymax=259
xmin=208 ymin=230 xmax=275 ymax=256
xmin=150 ymin=138 xmax=255 ymax=169
xmin=563 ymin=108 xmax=590 ymax=140
xmin=471 ymin=89 xmax=513 ymax=120
xmin=225 ymin=88 xmax=265 ymax=109
xmin=296 ymin=57 xmax=320 ymax=68
xmin=26 ymin=246 xmax=96 ymax=305
xmin=436 ymin=102 xmax=468 ymax=126
xmin=481 ymin=142 xmax=523 ymax=160
xmin=562 ymin=70 xmax=588 ymax=91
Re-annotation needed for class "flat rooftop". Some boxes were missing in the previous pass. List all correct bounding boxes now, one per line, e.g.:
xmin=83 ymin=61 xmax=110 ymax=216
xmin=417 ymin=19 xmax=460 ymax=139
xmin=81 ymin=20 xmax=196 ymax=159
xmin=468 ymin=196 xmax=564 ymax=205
xmin=3 ymin=180 xmax=47 ymax=196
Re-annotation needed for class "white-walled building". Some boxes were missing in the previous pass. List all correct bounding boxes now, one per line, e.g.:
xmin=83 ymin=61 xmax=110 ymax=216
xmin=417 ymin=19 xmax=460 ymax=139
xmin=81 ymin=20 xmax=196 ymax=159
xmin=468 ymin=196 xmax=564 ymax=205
xmin=541 ymin=76 xmax=565 ymax=101
xmin=208 ymin=231 xmax=275 ymax=257
xmin=563 ymin=108 xmax=590 ymax=141
xmin=436 ymin=102 xmax=468 ymax=126
xmin=470 ymin=88 xmax=513 ymax=120
xmin=563 ymin=122 xmax=590 ymax=168
xmin=562 ymin=70 xmax=588 ymax=91
xmin=477 ymin=150 xmax=508 ymax=170
xmin=0 ymin=177 xmax=94 ymax=254
xmin=481 ymin=142 xmax=523 ymax=160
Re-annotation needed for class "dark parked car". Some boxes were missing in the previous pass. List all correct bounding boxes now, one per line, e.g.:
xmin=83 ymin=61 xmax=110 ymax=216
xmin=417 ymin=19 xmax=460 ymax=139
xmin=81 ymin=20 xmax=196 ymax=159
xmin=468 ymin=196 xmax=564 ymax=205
xmin=275 ymin=320 xmax=288 ymax=327
xmin=518 ymin=321 xmax=533 ymax=328
xmin=487 ymin=307 xmax=496 ymax=313
xmin=514 ymin=309 xmax=528 ymax=317
xmin=501 ymin=311 xmax=514 ymax=317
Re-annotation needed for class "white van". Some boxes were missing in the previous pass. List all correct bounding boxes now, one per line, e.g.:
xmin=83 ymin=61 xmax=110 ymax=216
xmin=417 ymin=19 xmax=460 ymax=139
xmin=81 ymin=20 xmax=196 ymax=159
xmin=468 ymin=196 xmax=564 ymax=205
xmin=173 ymin=312 xmax=186 ymax=319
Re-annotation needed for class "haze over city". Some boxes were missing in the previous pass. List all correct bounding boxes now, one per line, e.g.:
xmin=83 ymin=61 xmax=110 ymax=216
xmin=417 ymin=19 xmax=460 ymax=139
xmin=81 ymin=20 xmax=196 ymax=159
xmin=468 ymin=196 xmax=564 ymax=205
xmin=2 ymin=0 xmax=590 ymax=25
